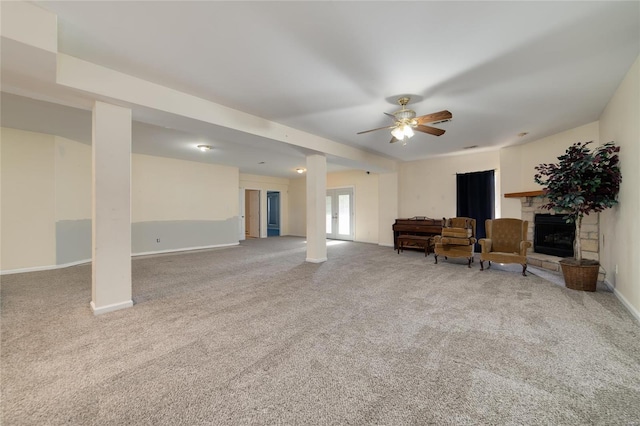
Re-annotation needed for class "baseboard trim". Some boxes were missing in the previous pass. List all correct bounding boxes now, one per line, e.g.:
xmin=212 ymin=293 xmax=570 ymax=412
xmin=306 ymin=257 xmax=327 ymax=263
xmin=605 ymin=279 xmax=640 ymax=323
xmin=378 ymin=243 xmax=394 ymax=248
xmin=132 ymin=242 xmax=239 ymax=257
xmin=90 ymin=300 xmax=134 ymax=315
xmin=1 ymin=243 xmax=240 ymax=275
xmin=1 ymin=259 xmax=92 ymax=276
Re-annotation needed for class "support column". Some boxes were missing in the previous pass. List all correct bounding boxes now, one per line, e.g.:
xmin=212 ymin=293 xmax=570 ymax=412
xmin=378 ymin=172 xmax=399 ymax=247
xmin=306 ymin=154 xmax=327 ymax=263
xmin=91 ymin=101 xmax=133 ymax=315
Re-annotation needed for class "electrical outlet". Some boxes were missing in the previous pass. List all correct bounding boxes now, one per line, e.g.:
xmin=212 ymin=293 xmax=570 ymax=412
xmin=156 ymin=238 xmax=160 ymax=243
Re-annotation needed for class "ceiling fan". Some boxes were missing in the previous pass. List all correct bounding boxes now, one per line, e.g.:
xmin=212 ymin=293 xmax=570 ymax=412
xmin=357 ymin=97 xmax=452 ymax=144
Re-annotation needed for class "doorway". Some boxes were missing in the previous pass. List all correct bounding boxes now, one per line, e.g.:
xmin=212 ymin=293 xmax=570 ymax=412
xmin=245 ymin=189 xmax=260 ymax=238
xmin=456 ymin=170 xmax=495 ymax=251
xmin=326 ymin=188 xmax=354 ymax=241
xmin=267 ymin=191 xmax=280 ymax=237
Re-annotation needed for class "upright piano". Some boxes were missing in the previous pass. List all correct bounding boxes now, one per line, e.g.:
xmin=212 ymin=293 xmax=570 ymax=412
xmin=393 ymin=217 xmax=443 ymax=249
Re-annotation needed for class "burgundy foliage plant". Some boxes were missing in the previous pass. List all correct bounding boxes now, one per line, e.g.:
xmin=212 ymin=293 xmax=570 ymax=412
xmin=534 ymin=141 xmax=621 ymax=263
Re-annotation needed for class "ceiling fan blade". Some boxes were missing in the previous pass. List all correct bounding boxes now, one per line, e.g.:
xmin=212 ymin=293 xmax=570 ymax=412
xmin=357 ymin=125 xmax=395 ymax=135
xmin=384 ymin=112 xmax=397 ymax=121
xmin=415 ymin=124 xmax=446 ymax=136
xmin=416 ymin=110 xmax=452 ymax=124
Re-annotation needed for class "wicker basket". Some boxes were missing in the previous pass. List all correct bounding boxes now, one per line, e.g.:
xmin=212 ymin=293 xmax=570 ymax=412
xmin=559 ymin=259 xmax=600 ymax=292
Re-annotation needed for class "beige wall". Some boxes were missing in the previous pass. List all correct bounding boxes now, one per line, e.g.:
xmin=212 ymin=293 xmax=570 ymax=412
xmin=1 ymin=128 xmax=56 ymax=270
xmin=55 ymin=136 xmax=91 ymax=221
xmin=133 ymin=154 xmax=238 ymax=222
xmin=599 ymin=55 xmax=640 ymax=320
xmin=378 ymin=173 xmax=398 ymax=247
xmin=399 ymin=151 xmax=500 ymax=219
xmin=131 ymin=154 xmax=239 ymax=253
xmin=500 ymin=121 xmax=600 ymax=218
xmin=288 ymin=177 xmax=306 ymax=237
xmin=327 ymin=170 xmax=379 ymax=244
xmin=240 ymin=173 xmax=290 ymax=237
xmin=287 ymin=170 xmax=382 ymax=244
xmin=1 ymin=128 xmax=242 ymax=271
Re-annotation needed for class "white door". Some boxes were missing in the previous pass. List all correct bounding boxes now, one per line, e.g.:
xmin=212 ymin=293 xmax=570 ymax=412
xmin=326 ymin=188 xmax=354 ymax=240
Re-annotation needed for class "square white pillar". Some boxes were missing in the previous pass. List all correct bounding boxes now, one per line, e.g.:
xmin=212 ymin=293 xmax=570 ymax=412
xmin=306 ymin=154 xmax=327 ymax=263
xmin=91 ymin=101 xmax=133 ymax=315
xmin=378 ymin=172 xmax=399 ymax=247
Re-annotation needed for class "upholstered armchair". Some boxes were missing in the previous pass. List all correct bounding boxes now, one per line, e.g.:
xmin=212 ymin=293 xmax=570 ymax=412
xmin=479 ymin=218 xmax=531 ymax=276
xmin=434 ymin=217 xmax=476 ymax=267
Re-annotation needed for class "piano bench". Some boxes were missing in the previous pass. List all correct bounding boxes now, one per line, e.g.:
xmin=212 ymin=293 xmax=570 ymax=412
xmin=397 ymin=235 xmax=435 ymax=257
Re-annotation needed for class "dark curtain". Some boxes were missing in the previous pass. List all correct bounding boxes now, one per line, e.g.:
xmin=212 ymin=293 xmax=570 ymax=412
xmin=456 ymin=170 xmax=495 ymax=251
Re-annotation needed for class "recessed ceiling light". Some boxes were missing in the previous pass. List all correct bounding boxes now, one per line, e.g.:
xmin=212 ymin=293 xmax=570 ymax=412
xmin=196 ymin=145 xmax=212 ymax=152
xmin=296 ymin=168 xmax=306 ymax=174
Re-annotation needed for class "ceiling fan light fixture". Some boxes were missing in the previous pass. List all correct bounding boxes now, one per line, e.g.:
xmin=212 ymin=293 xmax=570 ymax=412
xmin=357 ymin=96 xmax=452 ymax=142
xmin=391 ymin=127 xmax=405 ymax=140
xmin=403 ymin=125 xmax=414 ymax=138
xmin=197 ymin=144 xmax=212 ymax=152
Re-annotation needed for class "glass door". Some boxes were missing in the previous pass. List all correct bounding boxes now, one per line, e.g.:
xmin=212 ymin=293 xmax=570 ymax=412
xmin=326 ymin=188 xmax=354 ymax=240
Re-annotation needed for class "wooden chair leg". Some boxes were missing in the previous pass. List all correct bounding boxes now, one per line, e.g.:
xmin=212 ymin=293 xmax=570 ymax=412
xmin=481 ymin=260 xmax=492 ymax=270
xmin=522 ymin=264 xmax=527 ymax=276
xmin=467 ymin=257 xmax=472 ymax=268
xmin=434 ymin=254 xmax=438 ymax=264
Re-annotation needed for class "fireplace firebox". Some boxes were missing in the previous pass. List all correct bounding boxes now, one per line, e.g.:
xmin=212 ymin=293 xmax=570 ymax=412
xmin=534 ymin=214 xmax=574 ymax=257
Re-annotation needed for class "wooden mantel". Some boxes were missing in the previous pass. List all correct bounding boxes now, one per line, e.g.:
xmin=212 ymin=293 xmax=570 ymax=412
xmin=504 ymin=190 xmax=546 ymax=198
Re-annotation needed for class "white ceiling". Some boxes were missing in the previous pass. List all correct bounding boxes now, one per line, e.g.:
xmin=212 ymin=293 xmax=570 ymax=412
xmin=2 ymin=1 xmax=639 ymax=177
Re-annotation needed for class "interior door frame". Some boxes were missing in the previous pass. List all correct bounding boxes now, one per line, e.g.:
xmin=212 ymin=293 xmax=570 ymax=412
xmin=266 ymin=191 xmax=280 ymax=237
xmin=326 ymin=186 xmax=355 ymax=241
xmin=239 ymin=187 xmax=246 ymax=241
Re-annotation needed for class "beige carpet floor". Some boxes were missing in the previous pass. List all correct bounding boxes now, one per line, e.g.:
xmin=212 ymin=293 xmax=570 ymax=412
xmin=2 ymin=236 xmax=639 ymax=425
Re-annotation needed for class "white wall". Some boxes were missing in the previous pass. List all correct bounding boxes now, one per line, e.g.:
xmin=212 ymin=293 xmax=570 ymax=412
xmin=598 ymin=55 xmax=640 ymax=320
xmin=500 ymin=121 xmax=600 ymax=218
xmin=399 ymin=151 xmax=500 ymax=219
xmin=239 ymin=173 xmax=290 ymax=237
xmin=0 ymin=128 xmax=56 ymax=271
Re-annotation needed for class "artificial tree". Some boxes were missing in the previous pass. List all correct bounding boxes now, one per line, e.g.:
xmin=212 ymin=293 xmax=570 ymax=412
xmin=534 ymin=141 xmax=621 ymax=265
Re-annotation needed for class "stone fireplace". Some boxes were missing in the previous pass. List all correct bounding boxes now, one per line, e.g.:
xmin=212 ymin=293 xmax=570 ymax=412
xmin=507 ymin=192 xmax=600 ymax=272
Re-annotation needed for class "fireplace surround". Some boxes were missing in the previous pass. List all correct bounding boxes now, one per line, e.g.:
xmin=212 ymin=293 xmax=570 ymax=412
xmin=519 ymin=195 xmax=599 ymax=262
xmin=534 ymin=214 xmax=574 ymax=257
xmin=504 ymin=192 xmax=601 ymax=275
